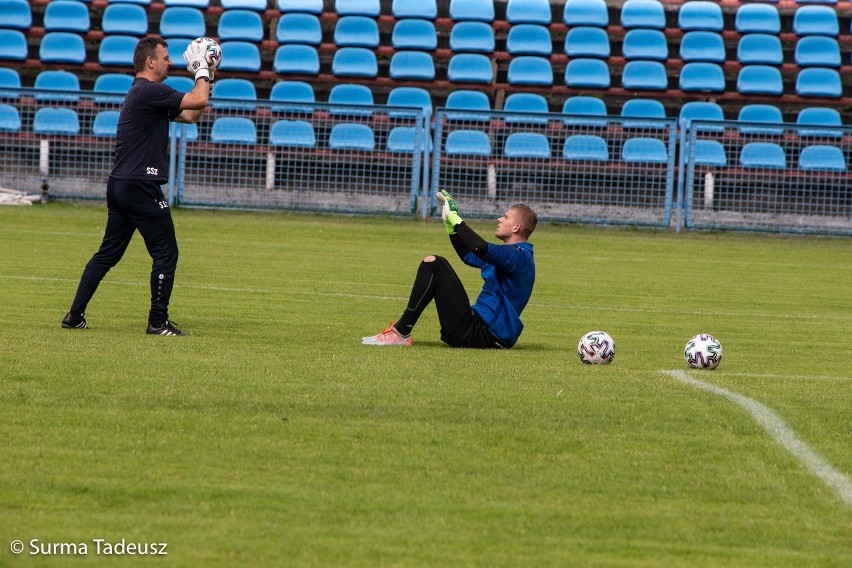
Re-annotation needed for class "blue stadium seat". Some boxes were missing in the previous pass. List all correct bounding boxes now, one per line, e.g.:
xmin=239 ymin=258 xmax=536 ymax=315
xmin=740 ymin=142 xmax=786 ymax=169
xmin=269 ymin=120 xmax=316 ymax=147
xmin=561 ymin=96 xmax=607 ymax=127
xmin=392 ymin=0 xmax=437 ymax=20
xmin=679 ymin=62 xmax=725 ymax=93
xmin=277 ymin=0 xmax=323 ymax=13
xmin=737 ymin=34 xmax=783 ymax=65
xmin=99 ymin=35 xmax=139 ymax=67
xmin=444 ymin=90 xmax=490 ymax=121
xmin=796 ymin=68 xmax=842 ymax=98
xmin=687 ymin=140 xmax=727 ymax=167
xmin=210 ymin=117 xmax=257 ymax=145
xmin=34 ymin=70 xmax=80 ymax=102
xmin=506 ymin=0 xmax=550 ymax=24
xmin=92 ymin=110 xmax=120 ymax=137
xmin=159 ymin=7 xmax=206 ymax=38
xmin=796 ymin=107 xmax=842 ymax=137
xmin=563 ymin=26 xmax=610 ymax=58
xmin=621 ymin=137 xmax=668 ymax=164
xmin=0 ymin=67 xmax=22 ymax=99
xmin=0 ymin=103 xmax=21 ymax=132
xmin=678 ymin=1 xmax=723 ymax=32
xmin=449 ymin=0 xmax=494 ymax=22
xmin=391 ymin=20 xmax=437 ymax=50
xmin=218 ymin=42 xmax=261 ymax=72
xmin=44 ymin=0 xmax=90 ymax=32
xmin=564 ymin=58 xmax=610 ymax=88
xmin=164 ymin=0 xmax=210 ymax=7
xmin=276 ymin=13 xmax=322 ymax=45
xmin=505 ymin=132 xmax=550 ymax=158
xmin=503 ymin=92 xmax=549 ymax=124
xmin=335 ymin=0 xmax=380 ymax=17
xmin=93 ymin=73 xmax=133 ymax=103
xmin=169 ymin=122 xmax=199 ymax=142
xmin=737 ymin=104 xmax=784 ymax=135
xmin=164 ymin=76 xmax=194 ymax=93
xmin=562 ymin=134 xmax=609 ymax=161
xmin=679 ymin=31 xmax=725 ymax=63
xmin=507 ymin=56 xmax=553 ymax=86
xmin=102 ymin=3 xmax=148 ymax=36
xmin=329 ymin=123 xmax=375 ymax=151
xmin=793 ymin=5 xmax=838 ymax=36
xmin=218 ymin=9 xmax=264 ymax=42
xmin=737 ymin=65 xmax=783 ymax=96
xmin=166 ymin=38 xmax=192 ymax=64
xmin=506 ymin=24 xmax=552 ymax=56
xmin=447 ymin=54 xmax=493 ymax=83
xmin=679 ymin=101 xmax=724 ymax=131
xmin=622 ymin=29 xmax=668 ymax=61
xmin=620 ymin=0 xmax=665 ymax=30
xmin=332 ymin=47 xmax=378 ymax=77
xmin=387 ymin=126 xmax=430 ymax=153
xmin=211 ymin=78 xmax=258 ymax=110
xmin=334 ymin=16 xmax=380 ymax=47
xmin=799 ymin=145 xmax=846 ymax=172
xmin=620 ymin=98 xmax=666 ymax=129
xmin=112 ymin=0 xmax=153 ymax=5
xmin=274 ymin=45 xmax=320 ymax=74
xmin=387 ymin=87 xmax=432 ymax=118
xmin=328 ymin=83 xmax=374 ymax=116
xmin=269 ymin=81 xmax=315 ymax=113
xmin=621 ymin=61 xmax=668 ymax=91
xmin=735 ymin=4 xmax=780 ymax=34
xmin=445 ymin=130 xmax=490 ymax=156
xmin=794 ymin=36 xmax=840 ymax=67
xmin=389 ymin=51 xmax=436 ymax=80
xmin=40 ymin=32 xmax=86 ymax=64
xmin=221 ymin=0 xmax=267 ymax=10
xmin=33 ymin=108 xmax=80 ymax=136
xmin=0 ymin=30 xmax=27 ymax=61
xmin=0 ymin=0 xmax=32 ymax=30
xmin=449 ymin=22 xmax=495 ymax=53
xmin=563 ymin=0 xmax=608 ymax=27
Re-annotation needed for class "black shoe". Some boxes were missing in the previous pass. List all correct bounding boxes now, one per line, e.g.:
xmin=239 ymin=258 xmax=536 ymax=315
xmin=61 ymin=312 xmax=88 ymax=329
xmin=146 ymin=320 xmax=184 ymax=336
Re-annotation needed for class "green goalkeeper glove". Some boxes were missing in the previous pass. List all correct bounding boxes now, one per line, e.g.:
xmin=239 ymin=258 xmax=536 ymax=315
xmin=436 ymin=189 xmax=463 ymax=234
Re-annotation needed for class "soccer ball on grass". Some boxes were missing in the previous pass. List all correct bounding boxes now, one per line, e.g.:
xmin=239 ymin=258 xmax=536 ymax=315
xmin=684 ymin=334 xmax=722 ymax=369
xmin=577 ymin=331 xmax=615 ymax=364
xmin=191 ymin=37 xmax=222 ymax=69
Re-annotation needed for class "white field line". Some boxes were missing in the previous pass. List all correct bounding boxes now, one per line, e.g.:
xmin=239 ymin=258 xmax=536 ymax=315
xmin=710 ymin=372 xmax=852 ymax=382
xmin=662 ymin=369 xmax=852 ymax=508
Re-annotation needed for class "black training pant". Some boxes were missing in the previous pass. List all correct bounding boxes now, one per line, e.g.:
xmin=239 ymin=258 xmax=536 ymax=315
xmin=397 ymin=256 xmax=504 ymax=349
xmin=70 ymin=177 xmax=179 ymax=323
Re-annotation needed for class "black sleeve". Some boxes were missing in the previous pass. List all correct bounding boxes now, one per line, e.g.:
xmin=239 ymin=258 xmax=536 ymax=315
xmin=449 ymin=222 xmax=489 ymax=260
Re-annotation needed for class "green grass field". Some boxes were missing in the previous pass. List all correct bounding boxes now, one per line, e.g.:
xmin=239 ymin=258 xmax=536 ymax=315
xmin=1 ymin=203 xmax=850 ymax=567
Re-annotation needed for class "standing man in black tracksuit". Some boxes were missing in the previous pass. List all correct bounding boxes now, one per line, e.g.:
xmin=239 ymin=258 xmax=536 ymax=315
xmin=61 ymin=37 xmax=213 ymax=335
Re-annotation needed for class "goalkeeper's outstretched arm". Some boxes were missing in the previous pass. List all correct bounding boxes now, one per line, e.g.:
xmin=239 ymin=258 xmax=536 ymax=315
xmin=450 ymin=223 xmax=489 ymax=260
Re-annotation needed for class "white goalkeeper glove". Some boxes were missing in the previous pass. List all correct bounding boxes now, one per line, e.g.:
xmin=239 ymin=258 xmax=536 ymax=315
xmin=183 ymin=40 xmax=212 ymax=83
xmin=436 ymin=189 xmax=462 ymax=234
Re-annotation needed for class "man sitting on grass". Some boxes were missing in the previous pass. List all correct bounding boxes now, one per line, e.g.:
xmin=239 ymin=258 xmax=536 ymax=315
xmin=362 ymin=190 xmax=537 ymax=349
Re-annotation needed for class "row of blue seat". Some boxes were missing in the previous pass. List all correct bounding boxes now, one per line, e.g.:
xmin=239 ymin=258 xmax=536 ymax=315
xmin=10 ymin=0 xmax=851 ymax=32
xmin=0 ymin=104 xmax=843 ymax=171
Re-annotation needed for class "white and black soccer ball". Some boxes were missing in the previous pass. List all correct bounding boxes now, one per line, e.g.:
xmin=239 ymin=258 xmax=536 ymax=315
xmin=192 ymin=37 xmax=222 ymax=69
xmin=684 ymin=334 xmax=722 ymax=369
xmin=577 ymin=330 xmax=615 ymax=365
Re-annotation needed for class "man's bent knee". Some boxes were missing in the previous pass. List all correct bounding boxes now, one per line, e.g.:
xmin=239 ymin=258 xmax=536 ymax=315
xmin=423 ymin=255 xmax=437 ymax=262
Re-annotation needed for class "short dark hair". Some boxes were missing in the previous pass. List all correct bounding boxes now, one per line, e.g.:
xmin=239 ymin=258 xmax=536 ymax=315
xmin=511 ymin=204 xmax=538 ymax=238
xmin=133 ymin=37 xmax=169 ymax=73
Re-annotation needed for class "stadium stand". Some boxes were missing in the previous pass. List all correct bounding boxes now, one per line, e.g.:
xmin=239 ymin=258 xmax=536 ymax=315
xmin=33 ymin=107 xmax=80 ymax=136
xmin=444 ymin=90 xmax=491 ymax=120
xmin=620 ymin=0 xmax=666 ymax=30
xmin=503 ymin=92 xmax=549 ymax=124
xmin=270 ymin=80 xmax=316 ymax=112
xmin=98 ymin=35 xmax=138 ymax=67
xmin=562 ymin=96 xmax=608 ymax=127
xmin=93 ymin=73 xmax=133 ymax=103
xmin=92 ymin=110 xmax=120 ymax=137
xmin=737 ymin=65 xmax=784 ymax=96
xmin=274 ymin=44 xmax=320 ymax=74
xmin=164 ymin=0 xmax=210 ymax=8
xmin=679 ymin=31 xmax=725 ymax=63
xmin=506 ymin=24 xmax=553 ymax=56
xmin=447 ymin=53 xmax=493 ymax=83
xmin=387 ymin=87 xmax=432 ymax=118
xmin=277 ymin=0 xmax=323 ymax=14
xmin=794 ymin=36 xmax=841 ymax=67
xmin=0 ymin=103 xmax=21 ymax=132
xmin=159 ymin=7 xmax=206 ymax=38
xmin=563 ymin=26 xmax=610 ymax=58
xmin=737 ymin=104 xmax=785 ymax=135
xmin=389 ymin=51 xmax=436 ymax=80
xmin=334 ymin=16 xmax=380 ymax=47
xmin=391 ymin=19 xmax=438 ymax=50
xmin=40 ymin=32 xmax=87 ymax=64
xmin=799 ymin=145 xmax=846 ymax=172
xmin=504 ymin=132 xmax=550 ymax=158
xmin=335 ymin=0 xmax=381 ymax=17
xmin=218 ymin=9 xmax=264 ymax=42
xmin=564 ymin=58 xmax=610 ymax=89
xmin=620 ymin=98 xmax=667 ymax=128
xmin=740 ymin=141 xmax=786 ymax=169
xmin=677 ymin=1 xmax=722 ymax=32
xmin=221 ymin=0 xmax=268 ymax=10
xmin=792 ymin=5 xmax=839 ymax=36
xmin=449 ymin=22 xmax=495 ymax=53
xmin=0 ymin=67 xmax=21 ymax=99
xmin=0 ymin=30 xmax=27 ymax=61
xmin=796 ymin=107 xmax=843 ymax=137
xmin=621 ymin=137 xmax=668 ymax=164
xmin=211 ymin=78 xmax=258 ymax=110
xmin=328 ymin=83 xmax=374 ymax=115
xmin=505 ymin=0 xmax=551 ymax=25
xmin=43 ymin=0 xmax=90 ymax=33
xmin=449 ymin=0 xmax=494 ymax=22
xmin=445 ymin=130 xmax=491 ymax=156
xmin=734 ymin=4 xmax=781 ymax=34
xmin=332 ymin=47 xmax=379 ymax=77
xmin=562 ymin=134 xmax=609 ymax=161
xmin=34 ymin=70 xmax=80 ymax=102
xmin=507 ymin=56 xmax=553 ymax=86
xmin=328 ymin=123 xmax=376 ymax=150
xmin=276 ymin=13 xmax=322 ymax=44
xmin=795 ymin=68 xmax=842 ymax=98
xmin=218 ymin=41 xmax=262 ymax=72
xmin=622 ymin=29 xmax=668 ymax=61
xmin=679 ymin=62 xmax=725 ymax=93
xmin=736 ymin=34 xmax=784 ymax=65
xmin=563 ymin=0 xmax=608 ymax=27
xmin=621 ymin=60 xmax=668 ymax=91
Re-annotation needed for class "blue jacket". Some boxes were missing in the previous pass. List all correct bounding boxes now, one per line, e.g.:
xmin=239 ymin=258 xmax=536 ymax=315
xmin=463 ymin=241 xmax=535 ymax=347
